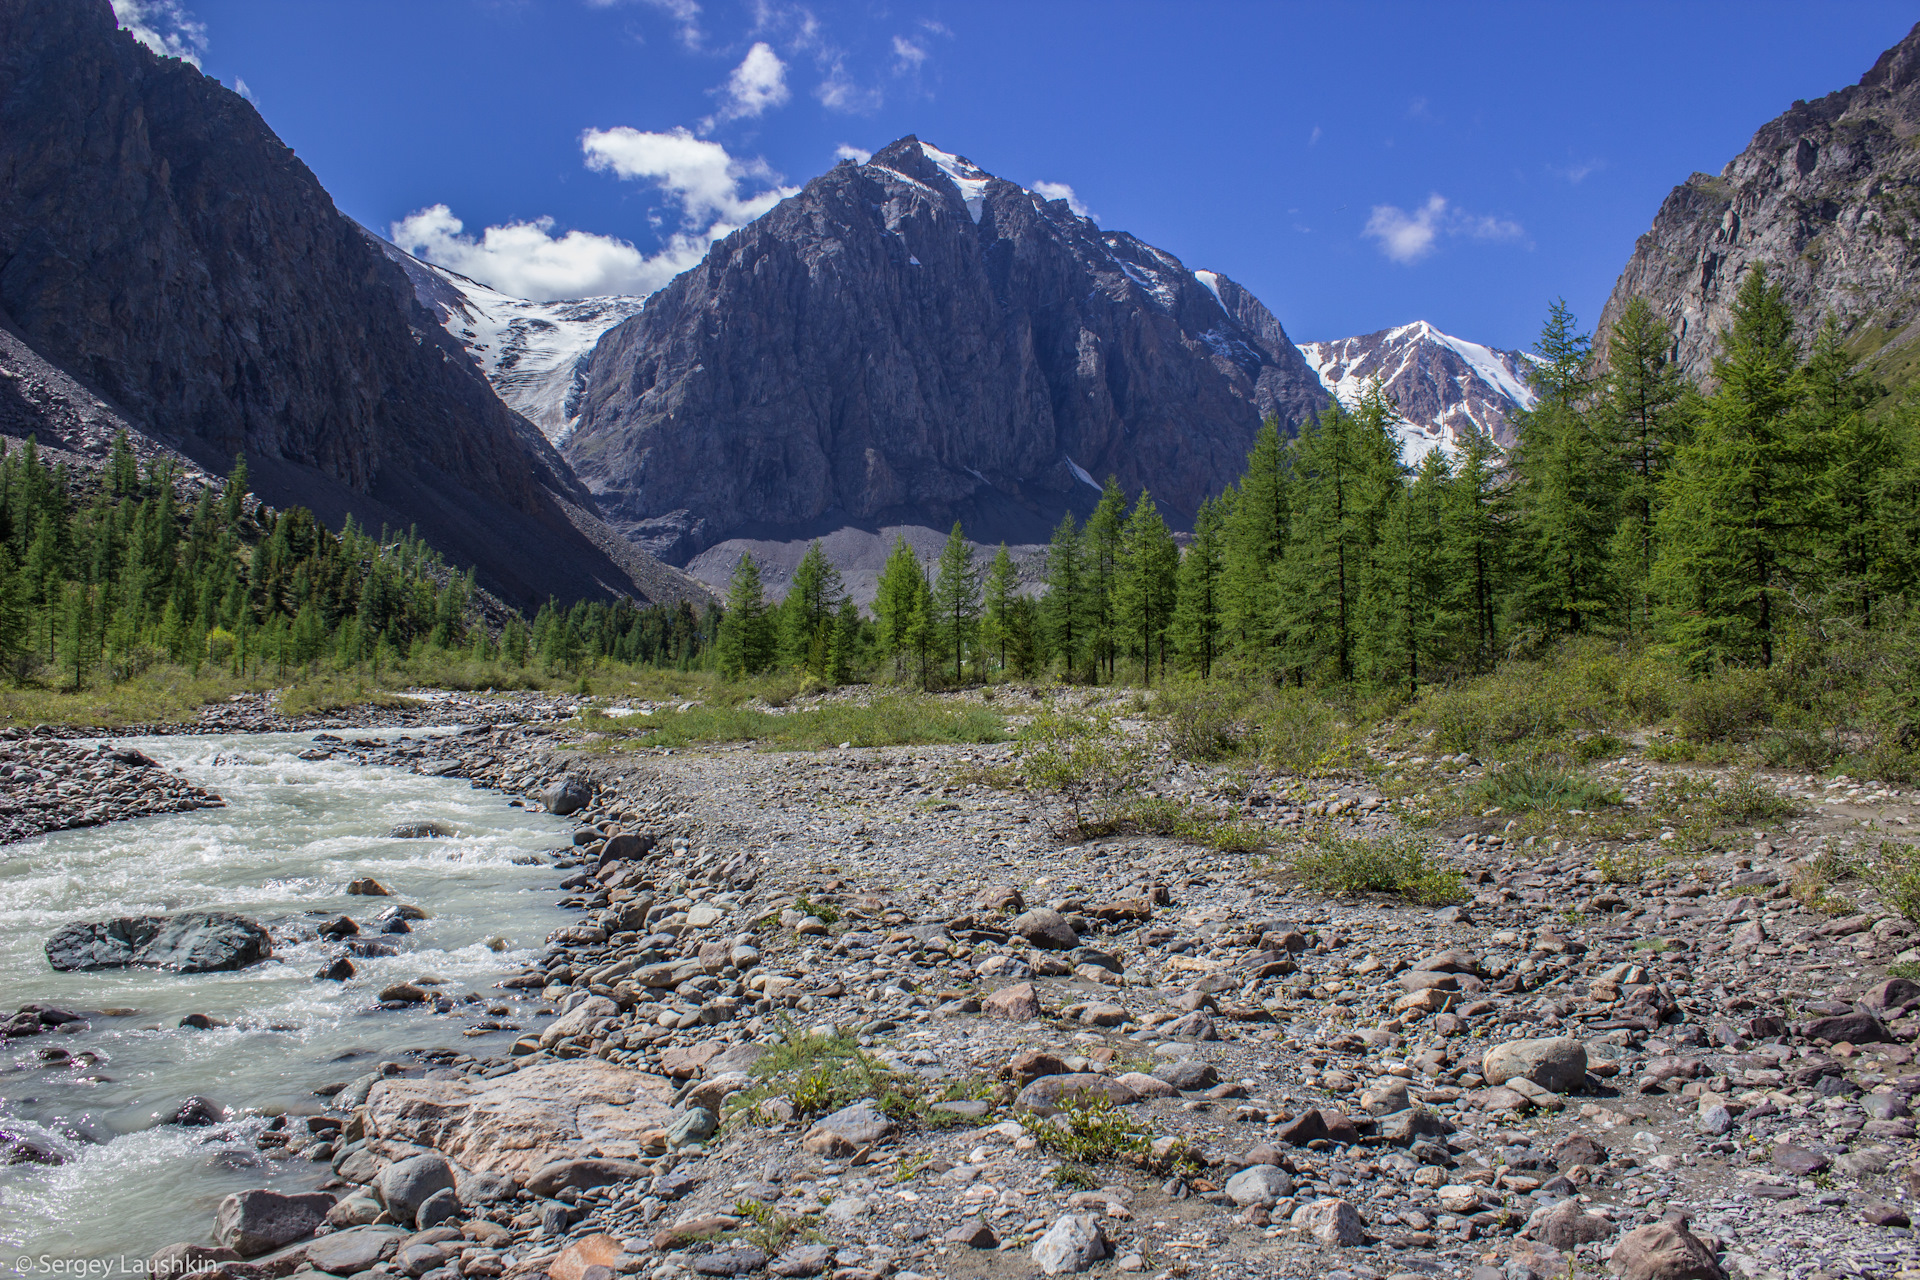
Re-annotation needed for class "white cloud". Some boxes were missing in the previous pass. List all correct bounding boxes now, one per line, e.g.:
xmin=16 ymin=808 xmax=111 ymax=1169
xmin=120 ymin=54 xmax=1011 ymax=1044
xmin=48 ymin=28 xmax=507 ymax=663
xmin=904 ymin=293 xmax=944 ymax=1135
xmin=701 ymin=41 xmax=788 ymax=130
xmin=1553 ymin=157 xmax=1606 ymax=184
xmin=231 ymin=77 xmax=255 ymax=102
xmin=1308 ymin=124 xmax=1322 ymax=146
xmin=815 ymin=54 xmax=883 ymax=114
xmin=396 ymin=133 xmax=797 ymax=302
xmin=835 ymin=144 xmax=872 ymax=164
xmin=891 ymin=35 xmax=928 ymax=72
xmin=581 ymin=126 xmax=796 ymax=226
xmin=392 ymin=205 xmax=701 ymax=301
xmin=1031 ymin=181 xmax=1094 ymax=220
xmin=1363 ymin=194 xmax=1526 ymax=265
xmin=111 ymin=0 xmax=206 ymax=67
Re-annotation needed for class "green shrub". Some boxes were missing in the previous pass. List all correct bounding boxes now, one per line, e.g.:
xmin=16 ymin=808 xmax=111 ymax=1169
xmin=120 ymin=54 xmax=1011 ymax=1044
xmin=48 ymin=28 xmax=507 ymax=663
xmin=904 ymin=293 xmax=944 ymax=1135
xmin=1156 ymin=679 xmax=1248 ymax=762
xmin=1100 ymin=795 xmax=1272 ymax=853
xmin=1250 ymin=687 xmax=1368 ymax=776
xmin=1704 ymin=772 xmax=1799 ymax=825
xmin=1016 ymin=1095 xmax=1154 ymax=1166
xmin=1675 ymin=668 xmax=1770 ymax=743
xmin=1472 ymin=763 xmax=1621 ymax=813
xmin=1016 ymin=705 xmax=1145 ymax=832
xmin=1874 ymin=841 xmax=1920 ymax=923
xmin=1279 ymin=833 xmax=1468 ymax=904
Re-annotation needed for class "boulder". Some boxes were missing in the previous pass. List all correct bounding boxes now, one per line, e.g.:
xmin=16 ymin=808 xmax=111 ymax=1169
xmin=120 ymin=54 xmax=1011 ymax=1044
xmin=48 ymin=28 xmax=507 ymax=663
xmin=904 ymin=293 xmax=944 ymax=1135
xmin=375 ymin=1153 xmax=458 ymax=1223
xmin=1016 ymin=1073 xmax=1138 ymax=1110
xmin=1011 ymin=908 xmax=1079 ymax=950
xmin=304 ymin=1226 xmax=404 ymax=1276
xmin=549 ymin=1234 xmax=626 ymax=1280
xmin=539 ymin=995 xmax=618 ymax=1049
xmin=526 ymin=1157 xmax=649 ymax=1198
xmin=1032 ymin=1213 xmax=1107 ymax=1274
xmin=1860 ymin=976 xmax=1920 ymax=1012
xmin=388 ymin=822 xmax=455 ymax=839
xmin=213 ymin=1188 xmax=335 ymax=1256
xmin=597 ymin=832 xmax=658 ymax=869
xmin=1804 ymin=1011 xmax=1889 ymax=1044
xmin=1153 ymin=1059 xmax=1219 ymax=1091
xmin=414 ymin=1187 xmax=461 ymax=1230
xmin=1007 ymin=1050 xmax=1070 ymax=1084
xmin=982 ymin=982 xmax=1041 ymax=1020
xmin=1224 ymin=1164 xmax=1294 ymax=1206
xmin=1526 ymin=1197 xmax=1616 ymax=1250
xmin=346 ymin=878 xmax=391 ymax=896
xmin=1482 ymin=1036 xmax=1587 ymax=1093
xmin=1291 ymin=1197 xmax=1365 ymax=1247
xmin=165 ymin=1096 xmax=229 ymax=1126
xmin=364 ymin=1060 xmax=675 ymax=1174
xmin=540 ymin=774 xmax=592 ymax=817
xmin=807 ymin=1101 xmax=897 ymax=1146
xmin=1607 ymin=1220 xmax=1725 ymax=1280
xmin=46 ymin=911 xmax=272 ymax=972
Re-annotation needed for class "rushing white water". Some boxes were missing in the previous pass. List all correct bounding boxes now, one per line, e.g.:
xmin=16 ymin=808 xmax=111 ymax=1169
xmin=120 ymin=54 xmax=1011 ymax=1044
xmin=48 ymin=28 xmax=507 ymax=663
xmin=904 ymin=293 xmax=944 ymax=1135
xmin=0 ymin=731 xmax=574 ymax=1267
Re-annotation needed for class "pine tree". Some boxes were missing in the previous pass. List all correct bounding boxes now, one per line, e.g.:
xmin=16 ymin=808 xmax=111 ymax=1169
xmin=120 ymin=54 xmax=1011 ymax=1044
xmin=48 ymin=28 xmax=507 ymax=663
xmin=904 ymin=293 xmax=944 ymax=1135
xmin=1439 ymin=423 xmax=1508 ymax=670
xmin=1116 ymin=490 xmax=1179 ymax=680
xmin=1170 ymin=493 xmax=1227 ymax=677
xmin=1652 ymin=265 xmax=1809 ymax=668
xmin=1217 ymin=419 xmax=1288 ymax=666
xmin=1598 ymin=296 xmax=1688 ymax=635
xmin=1272 ymin=387 xmax=1404 ymax=683
xmin=782 ymin=541 xmax=845 ymax=678
xmin=1367 ymin=451 xmax=1451 ymax=692
xmin=872 ymin=536 xmax=931 ymax=684
xmin=1507 ymin=300 xmax=1613 ymax=641
xmin=931 ymin=523 xmax=981 ymax=684
xmin=980 ymin=544 xmax=1019 ymax=675
xmin=223 ymin=453 xmax=249 ymax=527
xmin=1083 ymin=479 xmax=1128 ymax=681
xmin=717 ymin=552 xmax=777 ymax=678
xmin=1042 ymin=513 xmax=1087 ymax=680
xmin=1801 ymin=316 xmax=1897 ymax=621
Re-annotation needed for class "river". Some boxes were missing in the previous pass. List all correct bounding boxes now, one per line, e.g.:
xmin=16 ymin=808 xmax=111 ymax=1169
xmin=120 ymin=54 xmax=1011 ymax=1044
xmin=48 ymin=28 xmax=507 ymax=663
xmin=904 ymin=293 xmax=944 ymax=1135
xmin=0 ymin=730 xmax=572 ymax=1268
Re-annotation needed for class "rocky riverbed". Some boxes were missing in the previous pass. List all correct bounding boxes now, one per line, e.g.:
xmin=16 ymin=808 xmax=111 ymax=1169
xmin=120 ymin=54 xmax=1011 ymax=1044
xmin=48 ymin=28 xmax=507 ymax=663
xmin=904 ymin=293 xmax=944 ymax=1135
xmin=37 ymin=689 xmax=1920 ymax=1280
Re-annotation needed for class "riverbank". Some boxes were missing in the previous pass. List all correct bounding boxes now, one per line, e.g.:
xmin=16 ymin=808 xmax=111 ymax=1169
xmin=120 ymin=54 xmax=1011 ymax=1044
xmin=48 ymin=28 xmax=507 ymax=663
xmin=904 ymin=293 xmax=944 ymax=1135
xmin=118 ymin=694 xmax=1917 ymax=1280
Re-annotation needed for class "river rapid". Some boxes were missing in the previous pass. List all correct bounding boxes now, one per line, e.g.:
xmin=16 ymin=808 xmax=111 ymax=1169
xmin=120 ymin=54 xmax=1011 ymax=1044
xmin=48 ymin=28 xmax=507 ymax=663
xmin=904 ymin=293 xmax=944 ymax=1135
xmin=0 ymin=730 xmax=573 ymax=1269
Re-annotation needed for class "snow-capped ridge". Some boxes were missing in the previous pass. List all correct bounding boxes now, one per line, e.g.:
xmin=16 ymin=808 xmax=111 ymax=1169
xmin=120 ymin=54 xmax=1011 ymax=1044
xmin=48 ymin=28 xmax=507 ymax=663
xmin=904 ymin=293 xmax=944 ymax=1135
xmin=1298 ymin=321 xmax=1538 ymax=464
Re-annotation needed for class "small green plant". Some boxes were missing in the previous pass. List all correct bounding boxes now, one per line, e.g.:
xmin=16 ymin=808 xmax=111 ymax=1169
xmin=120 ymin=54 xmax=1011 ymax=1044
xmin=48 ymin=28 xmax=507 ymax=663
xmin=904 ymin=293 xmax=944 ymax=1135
xmin=1278 ymin=832 xmax=1468 ymax=905
xmin=1790 ymin=865 xmax=1853 ymax=916
xmin=733 ymin=1021 xmax=922 ymax=1122
xmin=1632 ymin=937 xmax=1671 ymax=953
xmin=1873 ymin=840 xmax=1920 ymax=923
xmin=1888 ymin=960 xmax=1920 ymax=981
xmin=792 ymin=895 xmax=841 ymax=925
xmin=1705 ymin=772 xmax=1799 ymax=825
xmin=1016 ymin=1095 xmax=1154 ymax=1166
xmin=1094 ymin=794 xmax=1272 ymax=853
xmin=1472 ymin=763 xmax=1621 ymax=813
xmin=1051 ymin=1162 xmax=1100 ymax=1190
xmin=1597 ymin=847 xmax=1661 ymax=885
xmin=728 ymin=1200 xmax=815 ymax=1254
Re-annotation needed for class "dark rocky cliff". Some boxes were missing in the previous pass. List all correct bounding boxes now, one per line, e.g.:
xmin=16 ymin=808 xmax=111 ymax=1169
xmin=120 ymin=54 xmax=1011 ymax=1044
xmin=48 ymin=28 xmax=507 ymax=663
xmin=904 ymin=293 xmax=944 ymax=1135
xmin=567 ymin=136 xmax=1328 ymax=562
xmin=0 ymin=0 xmax=706 ymax=608
xmin=1598 ymin=22 xmax=1920 ymax=387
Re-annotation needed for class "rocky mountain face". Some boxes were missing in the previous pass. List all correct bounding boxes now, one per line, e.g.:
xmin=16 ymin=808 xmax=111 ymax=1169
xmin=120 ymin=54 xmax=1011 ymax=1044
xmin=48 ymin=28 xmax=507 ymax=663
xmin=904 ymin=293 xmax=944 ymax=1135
xmin=1297 ymin=321 xmax=1538 ymax=461
xmin=1598 ymin=21 xmax=1920 ymax=387
xmin=566 ymin=136 xmax=1329 ymax=565
xmin=0 ymin=0 xmax=704 ymax=608
xmin=380 ymin=247 xmax=645 ymax=448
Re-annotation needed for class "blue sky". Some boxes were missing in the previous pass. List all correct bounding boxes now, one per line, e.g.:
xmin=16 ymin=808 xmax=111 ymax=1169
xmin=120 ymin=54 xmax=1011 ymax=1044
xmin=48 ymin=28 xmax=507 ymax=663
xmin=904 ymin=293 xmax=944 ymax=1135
xmin=118 ymin=0 xmax=1918 ymax=352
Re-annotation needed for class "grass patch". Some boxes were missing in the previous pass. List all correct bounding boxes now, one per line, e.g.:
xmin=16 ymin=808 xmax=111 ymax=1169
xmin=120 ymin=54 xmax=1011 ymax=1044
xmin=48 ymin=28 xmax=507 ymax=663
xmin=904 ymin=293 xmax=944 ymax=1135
xmin=730 ymin=1021 xmax=957 ymax=1129
xmin=1050 ymin=1163 xmax=1100 ymax=1190
xmin=1704 ymin=772 xmax=1800 ymax=825
xmin=279 ymin=676 xmax=420 ymax=718
xmin=1472 ymin=763 xmax=1621 ymax=814
xmin=606 ymin=695 xmax=1006 ymax=751
xmin=1276 ymin=832 xmax=1469 ymax=905
xmin=1090 ymin=795 xmax=1273 ymax=853
xmin=1873 ymin=841 xmax=1920 ymax=923
xmin=791 ymin=895 xmax=841 ymax=925
xmin=1596 ymin=847 xmax=1663 ymax=885
xmin=1888 ymin=961 xmax=1920 ymax=982
xmin=727 ymin=1200 xmax=817 ymax=1255
xmin=1017 ymin=1095 xmax=1155 ymax=1167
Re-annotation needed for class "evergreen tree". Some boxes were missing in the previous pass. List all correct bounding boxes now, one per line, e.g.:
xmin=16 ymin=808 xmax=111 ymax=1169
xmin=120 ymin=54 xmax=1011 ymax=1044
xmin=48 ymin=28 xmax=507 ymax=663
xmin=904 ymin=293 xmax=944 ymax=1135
xmin=1217 ymin=419 xmax=1288 ymax=665
xmin=1802 ymin=316 xmax=1898 ymax=621
xmin=1652 ymin=265 xmax=1809 ymax=668
xmin=930 ymin=523 xmax=981 ymax=684
xmin=1116 ymin=490 xmax=1179 ymax=680
xmin=1507 ymin=300 xmax=1613 ymax=640
xmin=980 ymin=544 xmax=1019 ymax=675
xmin=1598 ymin=296 xmax=1688 ymax=634
xmin=222 ymin=453 xmax=250 ymax=527
xmin=717 ymin=553 xmax=777 ymax=678
xmin=1042 ymin=513 xmax=1088 ymax=680
xmin=1367 ymin=451 xmax=1451 ymax=692
xmin=1083 ymin=479 xmax=1128 ymax=681
xmin=782 ymin=541 xmax=845 ymax=678
xmin=1439 ymin=423 xmax=1508 ymax=670
xmin=1170 ymin=493 xmax=1227 ymax=678
xmin=872 ymin=536 xmax=931 ymax=684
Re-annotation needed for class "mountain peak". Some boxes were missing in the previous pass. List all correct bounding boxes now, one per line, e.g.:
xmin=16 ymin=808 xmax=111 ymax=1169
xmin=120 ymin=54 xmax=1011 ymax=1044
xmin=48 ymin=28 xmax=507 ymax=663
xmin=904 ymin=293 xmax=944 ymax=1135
xmin=1299 ymin=322 xmax=1537 ymax=462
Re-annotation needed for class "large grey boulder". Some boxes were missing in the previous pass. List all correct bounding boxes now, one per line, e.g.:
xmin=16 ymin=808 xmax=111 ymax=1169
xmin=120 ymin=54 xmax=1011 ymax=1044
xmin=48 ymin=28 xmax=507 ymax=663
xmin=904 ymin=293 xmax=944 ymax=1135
xmin=1224 ymin=1164 xmax=1294 ymax=1206
xmin=1011 ymin=908 xmax=1079 ymax=950
xmin=375 ymin=1153 xmax=457 ymax=1224
xmin=46 ymin=912 xmax=271 ymax=972
xmin=1031 ymin=1213 xmax=1107 ymax=1274
xmin=539 ymin=774 xmax=592 ymax=816
xmin=305 ymin=1226 xmax=404 ymax=1276
xmin=1291 ymin=1197 xmax=1365 ymax=1247
xmin=1482 ymin=1036 xmax=1587 ymax=1094
xmin=1607 ymin=1219 xmax=1725 ymax=1280
xmin=212 ymin=1189 xmax=335 ymax=1256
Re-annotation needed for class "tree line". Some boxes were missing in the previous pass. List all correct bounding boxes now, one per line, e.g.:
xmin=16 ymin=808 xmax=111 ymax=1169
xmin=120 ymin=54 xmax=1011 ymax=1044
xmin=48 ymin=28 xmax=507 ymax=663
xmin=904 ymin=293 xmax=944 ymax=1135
xmin=0 ymin=436 xmax=716 ymax=690
xmin=719 ymin=264 xmax=1920 ymax=692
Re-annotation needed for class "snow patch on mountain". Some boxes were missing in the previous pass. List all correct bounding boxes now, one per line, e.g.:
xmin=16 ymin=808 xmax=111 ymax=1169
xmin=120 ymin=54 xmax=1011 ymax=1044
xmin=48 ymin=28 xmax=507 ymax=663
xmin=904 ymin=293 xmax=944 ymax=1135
xmin=1298 ymin=320 xmax=1539 ymax=464
xmin=399 ymin=257 xmax=646 ymax=445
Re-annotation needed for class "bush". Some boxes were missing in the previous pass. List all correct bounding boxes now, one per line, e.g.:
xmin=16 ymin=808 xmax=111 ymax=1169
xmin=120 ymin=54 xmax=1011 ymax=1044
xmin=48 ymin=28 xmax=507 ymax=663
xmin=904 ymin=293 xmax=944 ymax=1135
xmin=1016 ymin=1094 xmax=1155 ymax=1166
xmin=1017 ymin=705 xmax=1145 ymax=833
xmin=1250 ymin=687 xmax=1367 ymax=776
xmin=1472 ymin=763 xmax=1620 ymax=813
xmin=1874 ymin=841 xmax=1920 ymax=923
xmin=1279 ymin=833 xmax=1468 ymax=904
xmin=1157 ymin=679 xmax=1247 ymax=762
xmin=1704 ymin=772 xmax=1799 ymax=825
xmin=1099 ymin=795 xmax=1272 ymax=853
xmin=1675 ymin=668 xmax=1770 ymax=743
